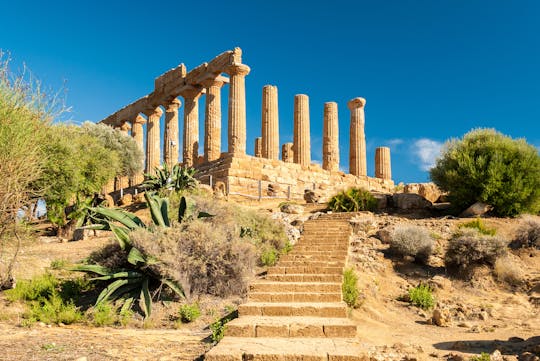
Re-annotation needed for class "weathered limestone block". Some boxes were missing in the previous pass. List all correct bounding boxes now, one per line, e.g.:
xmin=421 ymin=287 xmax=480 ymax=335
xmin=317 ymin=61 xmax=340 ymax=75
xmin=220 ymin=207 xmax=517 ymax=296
xmin=375 ymin=146 xmax=392 ymax=180
xmin=282 ymin=142 xmax=294 ymax=163
xmin=304 ymin=189 xmax=320 ymax=204
xmin=460 ymin=202 xmax=493 ymax=217
xmin=322 ymin=102 xmax=339 ymax=172
xmin=393 ymin=193 xmax=432 ymax=209
xmin=226 ymin=63 xmax=251 ymax=155
xmin=348 ymin=97 xmax=367 ymax=177
xmin=163 ymin=98 xmax=181 ymax=168
xmin=145 ymin=106 xmax=163 ymax=174
xmin=254 ymin=137 xmax=262 ymax=157
xmin=261 ymin=85 xmax=279 ymax=159
xmin=404 ymin=182 xmax=442 ymax=203
xmin=293 ymin=94 xmax=311 ymax=167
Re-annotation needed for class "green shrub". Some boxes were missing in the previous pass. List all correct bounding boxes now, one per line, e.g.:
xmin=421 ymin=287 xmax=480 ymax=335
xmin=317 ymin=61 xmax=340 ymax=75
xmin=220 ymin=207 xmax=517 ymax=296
xmin=408 ymin=284 xmax=435 ymax=310
xmin=445 ymin=229 xmax=507 ymax=270
xmin=210 ymin=317 xmax=232 ymax=343
xmin=458 ymin=218 xmax=496 ymax=236
xmin=5 ymin=273 xmax=58 ymax=302
xmin=27 ymin=293 xmax=82 ymax=325
xmin=430 ymin=128 xmax=540 ymax=217
xmin=512 ymin=216 xmax=540 ymax=249
xmin=342 ymin=268 xmax=359 ymax=308
xmin=470 ymin=352 xmax=491 ymax=361
xmin=91 ymin=302 xmax=116 ymax=327
xmin=50 ymin=259 xmax=68 ymax=270
xmin=260 ymin=248 xmax=278 ymax=266
xmin=179 ymin=303 xmax=201 ymax=323
xmin=389 ymin=225 xmax=434 ymax=263
xmin=328 ymin=188 xmax=377 ymax=212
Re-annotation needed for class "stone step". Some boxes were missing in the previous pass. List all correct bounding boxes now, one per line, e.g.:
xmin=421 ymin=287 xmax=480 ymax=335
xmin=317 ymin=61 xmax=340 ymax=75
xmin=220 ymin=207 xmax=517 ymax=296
xmin=226 ymin=316 xmax=357 ymax=338
xmin=249 ymin=281 xmax=341 ymax=293
xmin=293 ymin=245 xmax=348 ymax=252
xmin=266 ymin=274 xmax=342 ymax=283
xmin=248 ymin=292 xmax=342 ymax=302
xmin=287 ymin=251 xmax=348 ymax=258
xmin=280 ymin=254 xmax=345 ymax=262
xmin=277 ymin=260 xmax=345 ymax=268
xmin=268 ymin=266 xmax=343 ymax=275
xmin=205 ymin=337 xmax=364 ymax=361
xmin=238 ymin=302 xmax=347 ymax=317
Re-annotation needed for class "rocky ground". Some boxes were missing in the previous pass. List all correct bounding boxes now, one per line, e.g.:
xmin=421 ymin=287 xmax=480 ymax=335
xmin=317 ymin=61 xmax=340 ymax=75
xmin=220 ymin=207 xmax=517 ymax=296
xmin=0 ymin=202 xmax=539 ymax=360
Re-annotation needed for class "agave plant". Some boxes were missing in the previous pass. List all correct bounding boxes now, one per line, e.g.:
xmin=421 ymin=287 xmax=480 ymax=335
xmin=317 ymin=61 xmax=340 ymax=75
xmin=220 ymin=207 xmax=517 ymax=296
xmin=141 ymin=163 xmax=198 ymax=193
xmin=71 ymin=192 xmax=192 ymax=318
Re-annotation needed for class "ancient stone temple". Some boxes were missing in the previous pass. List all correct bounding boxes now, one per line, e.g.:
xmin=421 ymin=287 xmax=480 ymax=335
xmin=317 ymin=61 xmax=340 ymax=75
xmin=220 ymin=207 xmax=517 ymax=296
xmin=99 ymin=48 xmax=394 ymax=200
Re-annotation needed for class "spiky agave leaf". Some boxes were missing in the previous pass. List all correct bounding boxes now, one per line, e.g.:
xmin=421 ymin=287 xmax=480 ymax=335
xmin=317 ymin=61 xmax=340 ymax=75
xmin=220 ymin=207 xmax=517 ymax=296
xmin=90 ymin=207 xmax=145 ymax=229
xmin=140 ymin=278 xmax=152 ymax=318
xmin=145 ymin=192 xmax=170 ymax=227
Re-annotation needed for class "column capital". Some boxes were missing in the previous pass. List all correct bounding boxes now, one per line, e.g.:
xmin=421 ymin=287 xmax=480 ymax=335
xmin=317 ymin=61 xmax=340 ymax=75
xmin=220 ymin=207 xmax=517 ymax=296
xmin=347 ymin=97 xmax=366 ymax=110
xmin=166 ymin=98 xmax=182 ymax=111
xmin=119 ymin=122 xmax=131 ymax=132
xmin=180 ymin=86 xmax=204 ymax=100
xmin=201 ymin=77 xmax=225 ymax=89
xmin=145 ymin=106 xmax=163 ymax=118
xmin=226 ymin=63 xmax=250 ymax=77
xmin=132 ymin=114 xmax=147 ymax=125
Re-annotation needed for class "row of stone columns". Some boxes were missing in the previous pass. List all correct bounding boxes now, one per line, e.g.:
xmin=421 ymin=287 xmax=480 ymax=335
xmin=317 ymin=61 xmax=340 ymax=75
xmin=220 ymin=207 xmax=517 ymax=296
xmin=119 ymin=63 xmax=250 ymax=176
xmin=254 ymin=88 xmax=391 ymax=180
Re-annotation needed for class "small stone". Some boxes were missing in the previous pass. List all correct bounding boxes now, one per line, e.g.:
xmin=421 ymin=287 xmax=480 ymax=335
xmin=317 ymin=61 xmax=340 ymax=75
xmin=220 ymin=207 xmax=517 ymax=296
xmin=432 ymin=308 xmax=450 ymax=327
xmin=457 ymin=322 xmax=471 ymax=328
xmin=490 ymin=350 xmax=503 ymax=361
xmin=479 ymin=311 xmax=489 ymax=321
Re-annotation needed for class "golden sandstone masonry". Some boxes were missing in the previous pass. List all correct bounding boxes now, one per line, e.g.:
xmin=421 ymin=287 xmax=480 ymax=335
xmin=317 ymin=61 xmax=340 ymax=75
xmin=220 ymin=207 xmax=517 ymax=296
xmin=99 ymin=48 xmax=394 ymax=198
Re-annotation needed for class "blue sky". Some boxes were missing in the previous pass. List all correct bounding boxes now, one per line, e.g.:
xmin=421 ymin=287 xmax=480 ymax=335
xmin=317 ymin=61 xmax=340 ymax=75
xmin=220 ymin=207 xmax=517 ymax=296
xmin=1 ymin=0 xmax=539 ymax=183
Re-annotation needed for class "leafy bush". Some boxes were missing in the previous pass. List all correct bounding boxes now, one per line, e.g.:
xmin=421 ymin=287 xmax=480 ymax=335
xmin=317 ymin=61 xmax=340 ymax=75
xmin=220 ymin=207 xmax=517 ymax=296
xmin=342 ymin=268 xmax=359 ymax=308
xmin=389 ymin=225 xmax=434 ymax=263
xmin=6 ymin=273 xmax=83 ymax=325
xmin=91 ymin=302 xmax=116 ymax=327
xmin=445 ymin=229 xmax=508 ymax=270
xmin=430 ymin=128 xmax=540 ymax=217
xmin=408 ymin=284 xmax=435 ymax=310
xmin=210 ymin=316 xmax=233 ymax=343
xmin=179 ymin=303 xmax=201 ymax=323
xmin=328 ymin=188 xmax=377 ymax=212
xmin=512 ymin=216 xmax=540 ymax=249
xmin=458 ymin=218 xmax=496 ymax=236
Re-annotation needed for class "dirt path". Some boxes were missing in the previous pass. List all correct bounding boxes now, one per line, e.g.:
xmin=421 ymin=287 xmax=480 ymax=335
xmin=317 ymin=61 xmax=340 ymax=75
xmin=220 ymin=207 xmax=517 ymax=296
xmin=0 ymin=323 xmax=210 ymax=361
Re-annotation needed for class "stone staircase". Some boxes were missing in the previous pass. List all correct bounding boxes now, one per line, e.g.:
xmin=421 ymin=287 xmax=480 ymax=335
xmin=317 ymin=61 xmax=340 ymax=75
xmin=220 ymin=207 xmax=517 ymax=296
xmin=205 ymin=215 xmax=364 ymax=360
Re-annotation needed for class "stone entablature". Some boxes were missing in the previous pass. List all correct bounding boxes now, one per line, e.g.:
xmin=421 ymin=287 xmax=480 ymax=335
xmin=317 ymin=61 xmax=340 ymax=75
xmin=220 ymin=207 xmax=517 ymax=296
xmin=99 ymin=48 xmax=394 ymax=196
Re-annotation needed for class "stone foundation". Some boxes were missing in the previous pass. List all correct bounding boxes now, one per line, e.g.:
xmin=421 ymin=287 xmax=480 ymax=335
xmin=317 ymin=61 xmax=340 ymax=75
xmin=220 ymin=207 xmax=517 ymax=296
xmin=195 ymin=153 xmax=394 ymax=201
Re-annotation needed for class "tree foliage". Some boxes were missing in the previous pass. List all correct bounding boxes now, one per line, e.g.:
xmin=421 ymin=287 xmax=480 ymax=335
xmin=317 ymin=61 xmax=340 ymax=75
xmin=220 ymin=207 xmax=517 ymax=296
xmin=430 ymin=128 xmax=540 ymax=217
xmin=80 ymin=121 xmax=143 ymax=177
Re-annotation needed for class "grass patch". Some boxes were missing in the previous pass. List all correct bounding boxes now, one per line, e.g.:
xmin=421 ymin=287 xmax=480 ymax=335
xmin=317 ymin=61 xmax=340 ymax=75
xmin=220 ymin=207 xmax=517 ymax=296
xmin=408 ymin=284 xmax=435 ymax=310
xmin=91 ymin=302 xmax=116 ymax=327
xmin=458 ymin=218 xmax=496 ymax=236
xmin=179 ymin=303 xmax=201 ymax=323
xmin=470 ymin=352 xmax=491 ymax=361
xmin=342 ymin=268 xmax=359 ymax=308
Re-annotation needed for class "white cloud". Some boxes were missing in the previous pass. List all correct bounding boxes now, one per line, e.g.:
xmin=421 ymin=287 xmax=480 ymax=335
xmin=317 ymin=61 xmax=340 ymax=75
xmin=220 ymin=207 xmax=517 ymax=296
xmin=386 ymin=138 xmax=404 ymax=147
xmin=412 ymin=138 xmax=443 ymax=171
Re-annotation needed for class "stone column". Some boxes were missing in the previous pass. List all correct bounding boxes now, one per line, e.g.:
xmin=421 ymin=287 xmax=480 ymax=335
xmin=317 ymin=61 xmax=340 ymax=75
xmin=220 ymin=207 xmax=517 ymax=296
xmin=163 ymin=99 xmax=181 ymax=169
xmin=348 ymin=97 xmax=367 ymax=177
xmin=323 ymin=102 xmax=339 ymax=172
xmin=226 ymin=63 xmax=250 ymax=155
xmin=255 ymin=137 xmax=262 ymax=157
xmin=261 ymin=85 xmax=279 ymax=159
xmin=182 ymin=89 xmax=202 ymax=167
xmin=282 ymin=142 xmax=294 ymax=163
xmin=146 ymin=106 xmax=163 ymax=174
xmin=130 ymin=115 xmax=146 ymax=184
xmin=116 ymin=123 xmax=131 ymax=189
xmin=202 ymin=78 xmax=224 ymax=162
xmin=375 ymin=146 xmax=392 ymax=180
xmin=293 ymin=94 xmax=311 ymax=166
